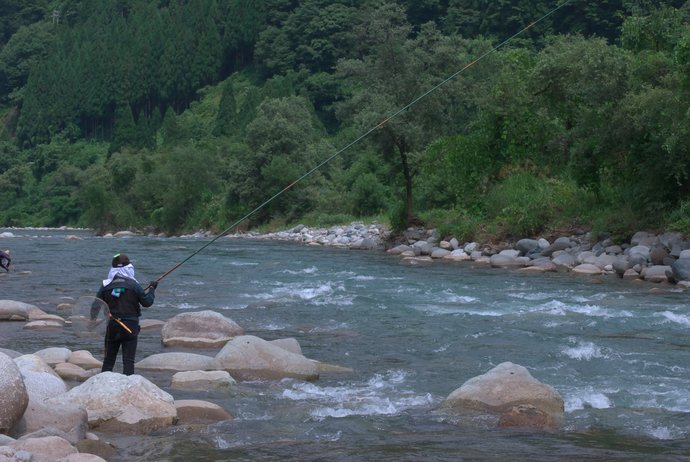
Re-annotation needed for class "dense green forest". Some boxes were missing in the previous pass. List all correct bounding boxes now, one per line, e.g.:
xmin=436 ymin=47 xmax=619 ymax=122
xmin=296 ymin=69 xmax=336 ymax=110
xmin=0 ymin=0 xmax=689 ymax=242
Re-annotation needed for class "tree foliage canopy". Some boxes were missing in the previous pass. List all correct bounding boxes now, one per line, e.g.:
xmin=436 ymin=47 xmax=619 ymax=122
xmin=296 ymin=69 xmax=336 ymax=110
xmin=1 ymin=0 xmax=689 ymax=240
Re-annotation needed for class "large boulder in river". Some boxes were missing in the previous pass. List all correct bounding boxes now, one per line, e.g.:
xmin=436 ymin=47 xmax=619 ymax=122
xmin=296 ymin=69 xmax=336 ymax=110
xmin=0 ymin=352 xmax=29 ymax=433
xmin=14 ymin=354 xmax=68 ymax=402
xmin=10 ymin=400 xmax=88 ymax=444
xmin=441 ymin=362 xmax=564 ymax=431
xmin=6 ymin=435 xmax=78 ymax=461
xmin=670 ymin=258 xmax=690 ymax=282
xmin=45 ymin=372 xmax=176 ymax=434
xmin=161 ymin=310 xmax=244 ymax=348
xmin=0 ymin=300 xmax=32 ymax=321
xmin=136 ymin=352 xmax=221 ymax=372
xmin=216 ymin=335 xmax=319 ymax=381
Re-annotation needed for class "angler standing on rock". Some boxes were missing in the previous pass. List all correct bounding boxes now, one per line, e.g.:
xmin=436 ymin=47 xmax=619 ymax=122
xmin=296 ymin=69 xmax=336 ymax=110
xmin=96 ymin=253 xmax=158 ymax=375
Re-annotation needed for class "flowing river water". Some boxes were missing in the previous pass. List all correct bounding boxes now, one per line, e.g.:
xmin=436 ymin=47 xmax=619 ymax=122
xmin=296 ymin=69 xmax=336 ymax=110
xmin=1 ymin=228 xmax=689 ymax=461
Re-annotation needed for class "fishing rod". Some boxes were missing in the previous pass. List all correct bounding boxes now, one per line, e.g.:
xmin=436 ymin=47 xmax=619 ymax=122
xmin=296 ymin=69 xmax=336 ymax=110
xmin=151 ymin=0 xmax=575 ymax=286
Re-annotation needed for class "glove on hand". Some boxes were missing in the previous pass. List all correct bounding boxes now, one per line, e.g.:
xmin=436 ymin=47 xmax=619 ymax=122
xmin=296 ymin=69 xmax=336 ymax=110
xmin=149 ymin=280 xmax=159 ymax=290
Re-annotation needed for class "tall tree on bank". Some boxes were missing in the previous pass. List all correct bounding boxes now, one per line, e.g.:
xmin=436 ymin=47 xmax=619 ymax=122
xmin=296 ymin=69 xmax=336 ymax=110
xmin=335 ymin=3 xmax=477 ymax=227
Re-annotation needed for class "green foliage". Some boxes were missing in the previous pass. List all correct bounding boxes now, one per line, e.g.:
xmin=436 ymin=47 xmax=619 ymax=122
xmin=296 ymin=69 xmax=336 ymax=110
xmin=213 ymin=79 xmax=237 ymax=136
xmin=387 ymin=200 xmax=408 ymax=233
xmin=667 ymin=200 xmax=690 ymax=236
xmin=484 ymin=170 xmax=595 ymax=238
xmin=417 ymin=131 xmax=498 ymax=212
xmin=3 ymin=0 xmax=690 ymax=240
xmin=419 ymin=208 xmax=485 ymax=243
xmin=0 ymin=21 xmax=55 ymax=104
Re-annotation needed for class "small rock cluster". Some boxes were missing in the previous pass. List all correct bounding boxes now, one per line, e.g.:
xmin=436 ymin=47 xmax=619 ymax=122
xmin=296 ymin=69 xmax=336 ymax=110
xmin=232 ymin=222 xmax=390 ymax=250
xmin=388 ymin=228 xmax=690 ymax=286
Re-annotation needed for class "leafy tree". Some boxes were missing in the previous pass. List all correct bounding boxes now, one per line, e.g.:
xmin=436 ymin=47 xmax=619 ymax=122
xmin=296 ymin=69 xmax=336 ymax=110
xmin=336 ymin=4 xmax=477 ymax=226
xmin=530 ymin=35 xmax=631 ymax=186
xmin=0 ymin=22 xmax=55 ymax=105
xmin=0 ymin=0 xmax=49 ymax=46
xmin=238 ymin=96 xmax=324 ymax=223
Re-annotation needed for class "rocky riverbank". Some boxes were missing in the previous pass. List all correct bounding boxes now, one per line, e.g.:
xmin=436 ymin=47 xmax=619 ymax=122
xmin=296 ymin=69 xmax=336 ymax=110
xmin=232 ymin=223 xmax=690 ymax=288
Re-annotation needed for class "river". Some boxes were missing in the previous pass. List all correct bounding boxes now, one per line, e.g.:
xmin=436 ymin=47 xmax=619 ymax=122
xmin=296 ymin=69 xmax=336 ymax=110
xmin=1 ymin=228 xmax=689 ymax=461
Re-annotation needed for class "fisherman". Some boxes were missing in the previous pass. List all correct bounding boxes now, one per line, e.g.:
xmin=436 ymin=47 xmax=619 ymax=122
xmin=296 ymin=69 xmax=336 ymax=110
xmin=0 ymin=249 xmax=10 ymax=272
xmin=96 ymin=253 xmax=158 ymax=375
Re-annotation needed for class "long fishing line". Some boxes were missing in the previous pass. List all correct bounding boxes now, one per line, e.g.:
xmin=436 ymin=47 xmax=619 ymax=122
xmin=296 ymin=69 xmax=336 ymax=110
xmin=152 ymin=0 xmax=575 ymax=285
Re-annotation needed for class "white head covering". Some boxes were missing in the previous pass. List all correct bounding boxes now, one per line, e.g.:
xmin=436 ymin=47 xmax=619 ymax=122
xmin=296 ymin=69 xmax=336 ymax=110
xmin=102 ymin=264 xmax=138 ymax=286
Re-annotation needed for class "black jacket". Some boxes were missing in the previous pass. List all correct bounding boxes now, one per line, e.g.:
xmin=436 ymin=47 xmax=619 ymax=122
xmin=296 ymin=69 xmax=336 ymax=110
xmin=96 ymin=276 xmax=155 ymax=320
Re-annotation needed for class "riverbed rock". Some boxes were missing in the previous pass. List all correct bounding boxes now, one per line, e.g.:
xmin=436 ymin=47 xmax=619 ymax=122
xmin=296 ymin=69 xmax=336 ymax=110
xmin=57 ymin=454 xmax=108 ymax=462
xmin=516 ymin=239 xmax=540 ymax=255
xmin=14 ymin=354 xmax=68 ymax=402
xmin=400 ymin=256 xmax=433 ymax=265
xmin=10 ymin=401 xmax=87 ymax=444
xmin=140 ymin=319 xmax=165 ymax=330
xmin=631 ymin=231 xmax=658 ymax=247
xmin=551 ymin=252 xmax=576 ymax=271
xmin=136 ymin=352 xmax=221 ymax=372
xmin=572 ymin=264 xmax=603 ymax=275
xmin=490 ymin=254 xmax=523 ymax=269
xmin=35 ymin=347 xmax=71 ymax=367
xmin=0 ymin=353 xmax=29 ymax=434
xmin=67 ymin=350 xmax=102 ymax=369
xmin=0 ymin=348 xmax=21 ymax=358
xmin=541 ymin=237 xmax=572 ymax=257
xmin=441 ymin=362 xmax=564 ymax=431
xmin=74 ymin=439 xmax=115 ymax=461
xmin=54 ymin=363 xmax=98 ymax=382
xmin=641 ymin=265 xmax=672 ymax=283
xmin=170 ymin=370 xmax=236 ymax=391
xmin=270 ymin=338 xmax=303 ymax=355
xmin=628 ymin=245 xmax=650 ymax=266
xmin=174 ymin=400 xmax=233 ymax=424
xmin=8 ymin=435 xmax=77 ymax=462
xmin=442 ymin=250 xmax=471 ymax=261
xmin=23 ymin=319 xmax=65 ymax=330
xmin=0 ymin=300 xmax=32 ymax=321
xmin=161 ymin=310 xmax=244 ymax=348
xmin=45 ymin=372 xmax=176 ymax=434
xmin=430 ymin=248 xmax=450 ymax=259
xmin=216 ymin=335 xmax=319 ymax=381
xmin=670 ymin=258 xmax=690 ymax=282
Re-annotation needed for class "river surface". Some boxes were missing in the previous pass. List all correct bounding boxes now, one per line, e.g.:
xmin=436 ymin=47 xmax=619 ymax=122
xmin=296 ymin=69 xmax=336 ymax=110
xmin=1 ymin=228 xmax=689 ymax=461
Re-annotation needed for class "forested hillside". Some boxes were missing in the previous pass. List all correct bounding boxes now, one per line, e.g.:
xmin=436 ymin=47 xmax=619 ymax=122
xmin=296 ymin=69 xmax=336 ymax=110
xmin=0 ymin=0 xmax=688 ymax=242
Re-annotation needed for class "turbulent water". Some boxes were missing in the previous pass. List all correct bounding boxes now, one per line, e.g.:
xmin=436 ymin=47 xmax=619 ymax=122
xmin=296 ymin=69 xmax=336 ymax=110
xmin=1 ymin=228 xmax=689 ymax=461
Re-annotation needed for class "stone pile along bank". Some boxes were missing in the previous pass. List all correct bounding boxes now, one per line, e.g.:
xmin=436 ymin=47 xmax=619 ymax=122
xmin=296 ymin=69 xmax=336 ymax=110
xmin=234 ymin=225 xmax=690 ymax=287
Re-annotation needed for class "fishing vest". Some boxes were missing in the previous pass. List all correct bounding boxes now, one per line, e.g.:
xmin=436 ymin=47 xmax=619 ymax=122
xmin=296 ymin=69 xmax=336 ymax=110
xmin=101 ymin=277 xmax=142 ymax=319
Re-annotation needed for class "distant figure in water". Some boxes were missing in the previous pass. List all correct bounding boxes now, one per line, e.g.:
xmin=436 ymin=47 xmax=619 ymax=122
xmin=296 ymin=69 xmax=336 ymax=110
xmin=0 ymin=249 xmax=10 ymax=272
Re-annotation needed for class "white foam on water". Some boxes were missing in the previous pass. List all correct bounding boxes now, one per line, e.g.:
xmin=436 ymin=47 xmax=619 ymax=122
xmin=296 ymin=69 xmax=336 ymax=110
xmin=351 ymin=275 xmax=375 ymax=281
xmin=175 ymin=302 xmax=200 ymax=310
xmin=252 ymin=281 xmax=353 ymax=306
xmin=281 ymin=370 xmax=434 ymax=420
xmin=647 ymin=426 xmax=680 ymax=440
xmin=508 ymin=292 xmax=558 ymax=301
xmin=561 ymin=341 xmax=606 ymax=360
xmin=228 ymin=261 xmax=258 ymax=266
xmin=279 ymin=266 xmax=319 ymax=275
xmin=440 ymin=288 xmax=478 ymax=304
xmin=564 ymin=389 xmax=613 ymax=412
xmin=657 ymin=311 xmax=690 ymax=327
xmin=415 ymin=304 xmax=503 ymax=316
xmin=530 ymin=300 xmax=633 ymax=318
